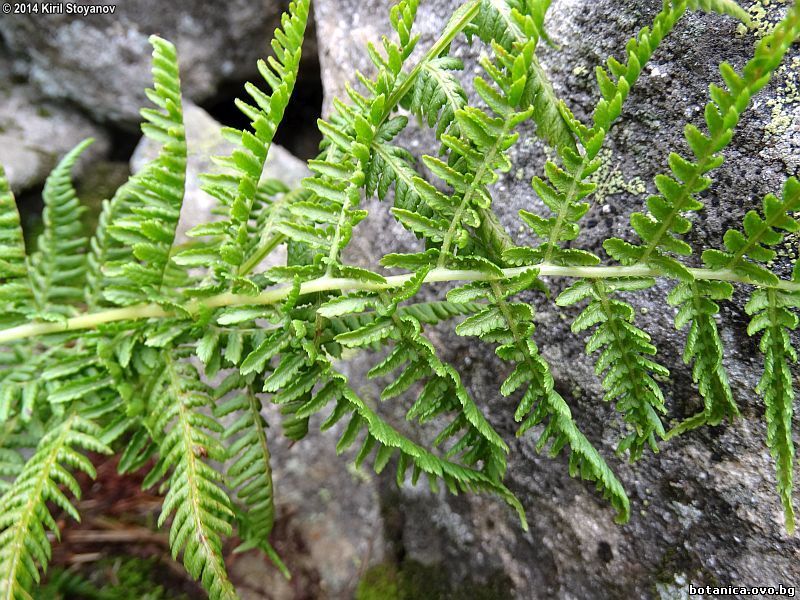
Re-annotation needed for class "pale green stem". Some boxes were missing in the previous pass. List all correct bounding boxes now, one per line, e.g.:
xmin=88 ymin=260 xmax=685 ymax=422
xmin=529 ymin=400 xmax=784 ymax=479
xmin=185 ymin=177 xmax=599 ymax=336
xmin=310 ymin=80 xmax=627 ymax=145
xmin=2 ymin=264 xmax=800 ymax=345
xmin=239 ymin=234 xmax=286 ymax=277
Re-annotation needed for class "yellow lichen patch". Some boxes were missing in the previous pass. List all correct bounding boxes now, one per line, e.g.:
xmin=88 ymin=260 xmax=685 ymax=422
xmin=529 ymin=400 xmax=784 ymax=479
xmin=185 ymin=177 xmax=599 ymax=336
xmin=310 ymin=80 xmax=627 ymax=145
xmin=767 ymin=233 xmax=798 ymax=268
xmin=572 ymin=64 xmax=589 ymax=76
xmin=736 ymin=0 xmax=792 ymax=39
xmin=765 ymin=56 xmax=800 ymax=138
xmin=587 ymin=148 xmax=647 ymax=204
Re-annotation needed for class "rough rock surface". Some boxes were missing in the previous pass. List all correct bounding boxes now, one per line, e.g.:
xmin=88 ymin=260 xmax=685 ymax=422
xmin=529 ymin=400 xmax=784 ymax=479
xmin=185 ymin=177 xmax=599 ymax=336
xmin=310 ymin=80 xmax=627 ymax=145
xmin=234 ymin=408 xmax=385 ymax=599
xmin=0 ymin=48 xmax=110 ymax=193
xmin=0 ymin=1 xmax=292 ymax=125
xmin=314 ymin=0 xmax=800 ymax=597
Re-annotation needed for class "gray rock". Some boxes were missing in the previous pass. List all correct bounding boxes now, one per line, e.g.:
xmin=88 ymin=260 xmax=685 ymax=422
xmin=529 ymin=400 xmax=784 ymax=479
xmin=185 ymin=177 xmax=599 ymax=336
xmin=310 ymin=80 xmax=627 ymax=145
xmin=0 ymin=57 xmax=110 ymax=193
xmin=131 ymin=102 xmax=308 ymax=247
xmin=226 ymin=408 xmax=385 ymax=600
xmin=0 ymin=1 xmax=293 ymax=126
xmin=314 ymin=0 xmax=800 ymax=597
xmin=251 ymin=406 xmax=386 ymax=599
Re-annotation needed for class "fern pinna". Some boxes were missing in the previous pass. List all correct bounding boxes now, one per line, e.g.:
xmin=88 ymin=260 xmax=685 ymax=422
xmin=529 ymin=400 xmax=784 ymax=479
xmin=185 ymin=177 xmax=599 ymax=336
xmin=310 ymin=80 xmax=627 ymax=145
xmin=0 ymin=0 xmax=798 ymax=597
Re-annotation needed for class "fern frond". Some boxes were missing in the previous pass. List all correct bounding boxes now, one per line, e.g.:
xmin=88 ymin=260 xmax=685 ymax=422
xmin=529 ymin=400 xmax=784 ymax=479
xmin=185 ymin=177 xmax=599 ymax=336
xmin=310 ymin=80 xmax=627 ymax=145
xmin=324 ymin=300 xmax=483 ymax=348
xmin=277 ymin=0 xmax=440 ymax=281
xmin=354 ymin=0 xmax=444 ymax=214
xmin=509 ymin=0 xmax=690 ymax=269
xmin=450 ymin=270 xmax=630 ymax=521
xmin=84 ymin=178 xmax=139 ymax=309
xmin=239 ymin=180 xmax=298 ymax=275
xmin=747 ymin=282 xmax=800 ymax=533
xmin=282 ymin=271 xmax=510 ymax=480
xmin=277 ymin=355 xmax=520 ymax=520
xmin=290 ymin=364 xmax=527 ymax=527
xmin=471 ymin=0 xmax=574 ymax=151
xmin=367 ymin=122 xmax=430 ymax=214
xmin=144 ymin=355 xmax=237 ymax=600
xmin=177 ymin=0 xmax=310 ymax=292
xmin=666 ymin=280 xmax=738 ymax=436
xmin=0 ymin=413 xmax=111 ymax=599
xmin=0 ymin=419 xmax=36 ymax=494
xmin=281 ymin=149 xmax=370 ymax=279
xmin=696 ymin=178 xmax=800 ymax=530
xmin=393 ymin=105 xmax=531 ymax=265
xmin=367 ymin=0 xmax=420 ymax=77
xmin=558 ymin=278 xmax=669 ymax=459
xmin=0 ymin=350 xmax=46 ymax=425
xmin=31 ymin=139 xmax=93 ymax=320
xmin=0 ymin=337 xmax=112 ymax=429
xmin=669 ymin=178 xmax=800 ymax=434
xmin=0 ymin=167 xmax=33 ymax=324
xmin=469 ymin=0 xmax=518 ymax=50
xmin=319 ymin=0 xmax=473 ymax=228
xmin=213 ymin=373 xmax=283 ymax=570
xmin=598 ymin=9 xmax=800 ymax=436
xmin=704 ymin=178 xmax=800 ymax=284
xmin=368 ymin=0 xmax=463 ymax=141
xmin=403 ymin=56 xmax=467 ymax=139
xmin=281 ymin=0 xmax=499 ymax=272
xmin=605 ymin=2 xmax=800 ymax=276
xmin=390 ymin=30 xmax=539 ymax=268
xmin=228 ymin=275 xmax=522 ymax=523
xmin=340 ymin=381 xmax=525 ymax=526
xmin=1 ymin=1 xmax=797 ymax=594
xmin=28 ymin=139 xmax=93 ymax=321
xmin=104 ymin=36 xmax=187 ymax=306
xmin=362 ymin=308 xmax=509 ymax=480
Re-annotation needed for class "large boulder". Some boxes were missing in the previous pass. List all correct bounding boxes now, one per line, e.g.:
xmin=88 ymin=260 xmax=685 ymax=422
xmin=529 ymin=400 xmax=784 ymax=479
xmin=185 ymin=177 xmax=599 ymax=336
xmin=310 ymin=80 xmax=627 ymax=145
xmin=0 ymin=47 xmax=110 ymax=193
xmin=0 ymin=1 xmax=295 ymax=126
xmin=314 ymin=0 xmax=800 ymax=597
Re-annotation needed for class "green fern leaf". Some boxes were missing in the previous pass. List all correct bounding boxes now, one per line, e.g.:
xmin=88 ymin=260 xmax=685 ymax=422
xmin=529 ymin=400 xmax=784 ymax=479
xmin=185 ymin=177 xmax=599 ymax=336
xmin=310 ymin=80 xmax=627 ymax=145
xmin=213 ymin=374 xmax=284 ymax=571
xmin=0 ymin=413 xmax=111 ymax=598
xmin=402 ymin=56 xmax=467 ymax=139
xmin=177 ymin=0 xmax=310 ymax=291
xmin=0 ymin=167 xmax=32 ymax=325
xmin=104 ymin=36 xmax=188 ymax=306
xmin=606 ymin=4 xmax=800 ymax=272
xmin=747 ymin=284 xmax=800 ymax=533
xmin=367 ymin=118 xmax=431 ymax=214
xmin=145 ymin=356 xmax=237 ymax=599
xmin=471 ymin=0 xmax=575 ymax=151
xmin=558 ymin=279 xmax=668 ymax=459
xmin=309 ymin=370 xmax=527 ymax=527
xmin=511 ymin=0 xmax=691 ymax=268
xmin=666 ymin=280 xmax=738 ymax=436
xmin=0 ymin=419 xmax=35 ymax=495
xmin=450 ymin=273 xmax=630 ymax=521
xmin=27 ymin=139 xmax=93 ymax=320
